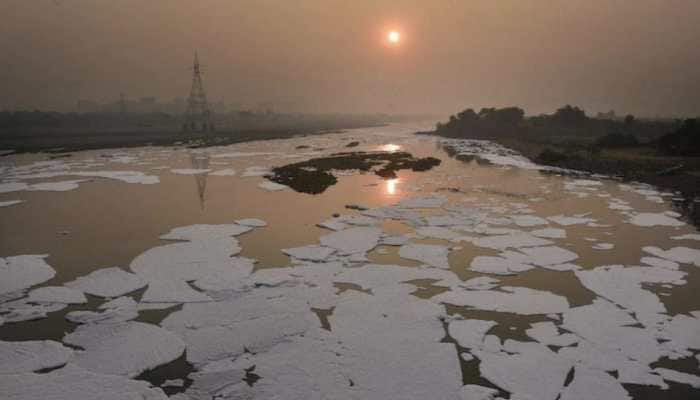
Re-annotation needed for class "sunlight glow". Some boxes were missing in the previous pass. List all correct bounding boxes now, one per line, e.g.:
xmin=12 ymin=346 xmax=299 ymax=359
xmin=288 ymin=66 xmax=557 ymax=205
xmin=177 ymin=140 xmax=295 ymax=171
xmin=386 ymin=178 xmax=399 ymax=195
xmin=387 ymin=31 xmax=401 ymax=44
xmin=380 ymin=143 xmax=401 ymax=152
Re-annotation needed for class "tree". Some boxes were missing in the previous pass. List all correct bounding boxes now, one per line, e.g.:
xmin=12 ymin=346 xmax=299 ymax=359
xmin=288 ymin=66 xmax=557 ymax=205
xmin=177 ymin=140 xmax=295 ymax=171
xmin=552 ymin=105 xmax=587 ymax=126
xmin=657 ymin=118 xmax=700 ymax=156
xmin=457 ymin=108 xmax=478 ymax=122
xmin=477 ymin=107 xmax=524 ymax=125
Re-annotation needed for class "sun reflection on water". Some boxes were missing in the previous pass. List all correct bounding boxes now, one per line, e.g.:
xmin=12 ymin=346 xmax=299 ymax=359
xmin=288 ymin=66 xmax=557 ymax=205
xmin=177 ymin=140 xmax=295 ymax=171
xmin=386 ymin=178 xmax=399 ymax=195
xmin=380 ymin=144 xmax=401 ymax=153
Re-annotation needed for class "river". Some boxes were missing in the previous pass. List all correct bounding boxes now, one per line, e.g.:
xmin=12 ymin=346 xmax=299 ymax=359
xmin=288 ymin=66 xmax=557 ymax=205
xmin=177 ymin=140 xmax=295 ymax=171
xmin=1 ymin=123 xmax=699 ymax=399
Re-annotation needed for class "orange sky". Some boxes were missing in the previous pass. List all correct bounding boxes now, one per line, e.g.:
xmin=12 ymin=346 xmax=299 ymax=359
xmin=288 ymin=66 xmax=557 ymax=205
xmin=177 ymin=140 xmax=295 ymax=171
xmin=1 ymin=0 xmax=699 ymax=116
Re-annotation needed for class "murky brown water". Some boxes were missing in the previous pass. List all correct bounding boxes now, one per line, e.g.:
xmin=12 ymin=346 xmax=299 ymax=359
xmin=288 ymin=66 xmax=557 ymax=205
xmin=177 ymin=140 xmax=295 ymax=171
xmin=1 ymin=123 xmax=698 ymax=398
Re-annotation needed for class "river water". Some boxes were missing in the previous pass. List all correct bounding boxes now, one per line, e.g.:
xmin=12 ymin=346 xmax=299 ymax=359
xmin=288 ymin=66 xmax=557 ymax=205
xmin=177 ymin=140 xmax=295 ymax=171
xmin=1 ymin=123 xmax=699 ymax=399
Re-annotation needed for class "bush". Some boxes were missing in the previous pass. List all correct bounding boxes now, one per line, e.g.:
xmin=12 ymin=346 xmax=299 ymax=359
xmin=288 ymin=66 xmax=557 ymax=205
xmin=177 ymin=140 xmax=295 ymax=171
xmin=657 ymin=119 xmax=700 ymax=156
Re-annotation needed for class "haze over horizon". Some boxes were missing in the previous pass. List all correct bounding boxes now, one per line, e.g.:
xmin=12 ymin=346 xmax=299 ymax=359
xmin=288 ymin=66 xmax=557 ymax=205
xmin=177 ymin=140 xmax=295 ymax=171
xmin=2 ymin=0 xmax=699 ymax=117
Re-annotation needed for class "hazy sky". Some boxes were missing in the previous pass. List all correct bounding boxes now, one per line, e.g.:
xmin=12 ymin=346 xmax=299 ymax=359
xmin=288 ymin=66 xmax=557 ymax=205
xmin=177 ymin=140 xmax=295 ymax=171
xmin=1 ymin=0 xmax=699 ymax=116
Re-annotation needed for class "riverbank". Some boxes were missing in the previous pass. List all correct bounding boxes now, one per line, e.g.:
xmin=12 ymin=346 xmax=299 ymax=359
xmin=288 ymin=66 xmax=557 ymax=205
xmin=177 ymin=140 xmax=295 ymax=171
xmin=0 ymin=123 xmax=387 ymax=155
xmin=420 ymin=131 xmax=700 ymax=228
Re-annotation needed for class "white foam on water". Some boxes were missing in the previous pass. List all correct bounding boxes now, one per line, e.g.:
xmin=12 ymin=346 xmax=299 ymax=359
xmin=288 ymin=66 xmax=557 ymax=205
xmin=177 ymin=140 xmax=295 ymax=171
xmin=212 ymin=151 xmax=279 ymax=158
xmin=64 ymin=267 xmax=146 ymax=298
xmin=562 ymin=299 xmax=663 ymax=365
xmin=448 ymin=319 xmax=497 ymax=348
xmin=159 ymin=223 xmax=252 ymax=241
xmin=396 ymin=195 xmax=448 ymax=209
xmin=472 ymin=233 xmax=553 ymax=250
xmin=0 ymin=199 xmax=24 ymax=207
xmin=559 ymin=367 xmax=632 ymax=400
xmin=161 ymin=286 xmax=319 ymax=366
xmin=210 ymin=168 xmax=236 ymax=176
xmin=433 ymin=286 xmax=570 ymax=315
xmin=459 ymin=385 xmax=501 ymax=400
xmin=592 ymin=243 xmax=615 ymax=250
xmin=469 ymin=256 xmax=534 ymax=275
xmin=671 ymin=233 xmax=700 ymax=241
xmin=525 ymin=322 xmax=578 ymax=347
xmin=643 ymin=246 xmax=700 ymax=266
xmin=416 ymin=226 xmax=467 ymax=241
xmin=0 ymin=340 xmax=73 ymax=374
xmin=531 ymin=228 xmax=567 ymax=239
xmin=213 ymin=285 xmax=462 ymax=400
xmin=628 ymin=212 xmax=685 ymax=227
xmin=334 ymin=264 xmax=458 ymax=292
xmin=0 ymin=363 xmax=168 ymax=400
xmin=518 ymin=246 xmax=579 ymax=266
xmin=282 ymin=245 xmax=336 ymax=262
xmin=27 ymin=286 xmax=86 ymax=304
xmin=0 ymin=298 xmax=66 ymax=323
xmin=130 ymin=226 xmax=254 ymax=302
xmin=170 ymin=168 xmax=211 ymax=175
xmin=0 ymin=255 xmax=55 ymax=296
xmin=654 ymin=368 xmax=700 ymax=388
xmin=575 ymin=265 xmax=686 ymax=325
xmin=0 ymin=182 xmax=29 ymax=193
xmin=640 ymin=257 xmax=680 ymax=269
xmin=63 ymin=321 xmax=185 ymax=377
xmin=258 ymin=180 xmax=289 ymax=191
xmin=235 ymin=218 xmax=267 ymax=227
xmin=66 ymin=296 xmax=139 ymax=324
xmin=319 ymin=227 xmax=382 ymax=256
xmin=548 ymin=215 xmax=597 ymax=226
xmin=511 ymin=215 xmax=549 ymax=227
xmin=241 ymin=166 xmax=270 ymax=177
xmin=472 ymin=340 xmax=572 ymax=400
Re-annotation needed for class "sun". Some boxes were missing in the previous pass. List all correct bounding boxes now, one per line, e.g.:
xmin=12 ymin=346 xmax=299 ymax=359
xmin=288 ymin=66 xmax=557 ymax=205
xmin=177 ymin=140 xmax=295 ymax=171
xmin=387 ymin=30 xmax=401 ymax=44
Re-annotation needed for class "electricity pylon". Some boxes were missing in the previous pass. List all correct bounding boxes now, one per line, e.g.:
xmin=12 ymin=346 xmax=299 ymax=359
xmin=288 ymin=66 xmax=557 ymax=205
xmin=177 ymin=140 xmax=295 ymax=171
xmin=183 ymin=52 xmax=214 ymax=133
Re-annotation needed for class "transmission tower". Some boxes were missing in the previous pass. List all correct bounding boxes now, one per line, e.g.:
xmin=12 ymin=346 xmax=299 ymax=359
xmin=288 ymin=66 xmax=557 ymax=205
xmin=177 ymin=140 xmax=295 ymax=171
xmin=184 ymin=52 xmax=214 ymax=133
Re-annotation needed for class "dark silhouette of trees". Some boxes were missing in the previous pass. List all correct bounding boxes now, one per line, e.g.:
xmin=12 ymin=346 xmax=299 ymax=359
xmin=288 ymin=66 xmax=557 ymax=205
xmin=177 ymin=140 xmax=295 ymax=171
xmin=477 ymin=107 xmax=524 ymax=125
xmin=457 ymin=108 xmax=478 ymax=122
xmin=429 ymin=104 xmax=676 ymax=147
xmin=434 ymin=107 xmax=525 ymax=137
xmin=657 ymin=118 xmax=699 ymax=156
xmin=551 ymin=105 xmax=587 ymax=126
